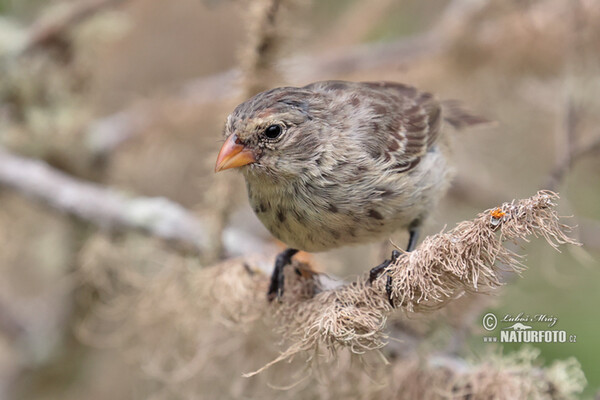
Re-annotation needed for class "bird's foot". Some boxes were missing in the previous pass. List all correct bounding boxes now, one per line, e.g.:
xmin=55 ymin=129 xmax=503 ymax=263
xmin=267 ymin=248 xmax=299 ymax=302
xmin=406 ymin=220 xmax=421 ymax=252
xmin=368 ymin=250 xmax=401 ymax=307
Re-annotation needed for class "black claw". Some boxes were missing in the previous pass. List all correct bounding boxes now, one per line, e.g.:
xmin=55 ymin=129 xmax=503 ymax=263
xmin=386 ymin=250 xmax=402 ymax=306
xmin=369 ymin=258 xmax=391 ymax=284
xmin=386 ymin=275 xmax=394 ymax=307
xmin=381 ymin=225 xmax=419 ymax=306
xmin=369 ymin=247 xmax=408 ymax=307
xmin=267 ymin=248 xmax=298 ymax=302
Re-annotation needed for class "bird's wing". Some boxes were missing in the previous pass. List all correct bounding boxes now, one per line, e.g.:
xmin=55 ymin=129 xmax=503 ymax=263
xmin=305 ymin=81 xmax=442 ymax=173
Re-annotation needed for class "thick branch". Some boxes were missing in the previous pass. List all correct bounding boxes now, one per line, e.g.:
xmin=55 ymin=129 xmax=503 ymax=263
xmin=0 ymin=148 xmax=209 ymax=253
xmin=77 ymin=245 xmax=586 ymax=399
xmin=223 ymin=191 xmax=578 ymax=375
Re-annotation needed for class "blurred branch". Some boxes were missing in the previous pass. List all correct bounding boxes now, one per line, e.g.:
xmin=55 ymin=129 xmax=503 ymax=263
xmin=545 ymin=97 xmax=578 ymax=191
xmin=240 ymin=0 xmax=287 ymax=97
xmin=0 ymin=148 xmax=210 ymax=254
xmin=85 ymin=31 xmax=441 ymax=156
xmin=0 ymin=296 xmax=25 ymax=341
xmin=18 ymin=0 xmax=127 ymax=55
xmin=78 ymin=241 xmax=586 ymax=399
xmin=85 ymin=0 xmax=478 ymax=158
xmin=74 ymin=191 xmax=582 ymax=396
xmin=544 ymin=133 xmax=600 ymax=191
xmin=540 ymin=96 xmax=600 ymax=247
xmin=205 ymin=0 xmax=296 ymax=259
xmin=453 ymin=96 xmax=600 ymax=221
xmin=85 ymin=0 xmax=492 ymax=158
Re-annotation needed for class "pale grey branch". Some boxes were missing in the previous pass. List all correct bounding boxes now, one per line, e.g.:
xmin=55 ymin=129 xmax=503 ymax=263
xmin=0 ymin=148 xmax=209 ymax=253
xmin=85 ymin=1 xmax=489 ymax=157
xmin=85 ymin=32 xmax=445 ymax=157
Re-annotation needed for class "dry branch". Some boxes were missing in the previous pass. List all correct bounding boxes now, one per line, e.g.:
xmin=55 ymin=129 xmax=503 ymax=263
xmin=231 ymin=191 xmax=578 ymax=375
xmin=83 ymin=0 xmax=504 ymax=163
xmin=78 ymin=231 xmax=585 ymax=399
xmin=240 ymin=0 xmax=289 ymax=97
xmin=84 ymin=0 xmax=492 ymax=158
xmin=84 ymin=20 xmax=451 ymax=157
xmin=18 ymin=0 xmax=127 ymax=55
xmin=85 ymin=32 xmax=441 ymax=156
xmin=544 ymin=133 xmax=600 ymax=191
xmin=538 ymin=97 xmax=600 ymax=252
xmin=0 ymin=148 xmax=210 ymax=253
xmin=0 ymin=149 xmax=576 ymax=355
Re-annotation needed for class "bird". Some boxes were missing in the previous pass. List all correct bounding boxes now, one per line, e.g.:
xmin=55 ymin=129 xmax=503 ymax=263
xmin=215 ymin=80 xmax=484 ymax=302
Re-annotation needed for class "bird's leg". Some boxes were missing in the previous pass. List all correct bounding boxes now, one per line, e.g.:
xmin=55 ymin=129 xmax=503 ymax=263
xmin=385 ymin=221 xmax=421 ymax=306
xmin=369 ymin=257 xmax=392 ymax=284
xmin=406 ymin=223 xmax=421 ymax=252
xmin=369 ymin=249 xmax=400 ymax=283
xmin=267 ymin=248 xmax=299 ymax=302
xmin=371 ymin=221 xmax=422 ymax=306
xmin=384 ymin=250 xmax=401 ymax=306
xmin=369 ymin=250 xmax=401 ymax=304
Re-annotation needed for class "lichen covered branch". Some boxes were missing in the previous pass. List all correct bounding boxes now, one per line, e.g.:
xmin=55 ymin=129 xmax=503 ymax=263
xmin=243 ymin=191 xmax=577 ymax=374
xmin=0 ymin=148 xmax=210 ymax=253
xmin=76 ymin=191 xmax=583 ymax=396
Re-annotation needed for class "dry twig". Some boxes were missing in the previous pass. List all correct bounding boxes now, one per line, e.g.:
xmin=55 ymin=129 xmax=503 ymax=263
xmin=545 ymin=133 xmax=600 ymax=191
xmin=18 ymin=0 xmax=127 ymax=55
xmin=237 ymin=191 xmax=578 ymax=375
xmin=240 ymin=0 xmax=290 ymax=97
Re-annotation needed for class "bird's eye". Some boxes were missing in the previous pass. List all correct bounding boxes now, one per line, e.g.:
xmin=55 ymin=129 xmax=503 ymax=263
xmin=264 ymin=124 xmax=283 ymax=139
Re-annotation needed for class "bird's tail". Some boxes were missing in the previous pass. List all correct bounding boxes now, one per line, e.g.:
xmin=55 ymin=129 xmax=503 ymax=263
xmin=442 ymin=100 xmax=495 ymax=130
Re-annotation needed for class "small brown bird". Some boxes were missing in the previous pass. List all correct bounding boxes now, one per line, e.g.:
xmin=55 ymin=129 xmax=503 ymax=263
xmin=215 ymin=80 xmax=481 ymax=301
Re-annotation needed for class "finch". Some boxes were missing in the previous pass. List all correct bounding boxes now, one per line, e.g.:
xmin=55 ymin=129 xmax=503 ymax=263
xmin=215 ymin=80 xmax=483 ymax=301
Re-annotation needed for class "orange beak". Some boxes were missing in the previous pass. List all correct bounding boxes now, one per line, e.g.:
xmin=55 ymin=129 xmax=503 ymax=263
xmin=215 ymin=134 xmax=257 ymax=172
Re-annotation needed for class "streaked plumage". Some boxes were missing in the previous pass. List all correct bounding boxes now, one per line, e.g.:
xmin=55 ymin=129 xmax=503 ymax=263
xmin=220 ymin=80 xmax=454 ymax=252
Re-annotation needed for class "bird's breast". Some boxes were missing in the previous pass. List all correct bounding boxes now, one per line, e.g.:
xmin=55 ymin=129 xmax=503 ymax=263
xmin=245 ymin=176 xmax=406 ymax=252
xmin=244 ymin=150 xmax=452 ymax=252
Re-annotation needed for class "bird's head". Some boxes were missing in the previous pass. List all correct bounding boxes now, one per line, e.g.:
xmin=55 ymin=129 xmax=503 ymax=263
xmin=215 ymin=87 xmax=328 ymax=179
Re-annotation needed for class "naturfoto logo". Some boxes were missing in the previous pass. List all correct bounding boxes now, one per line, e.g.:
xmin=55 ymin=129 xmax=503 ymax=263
xmin=481 ymin=312 xmax=577 ymax=344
